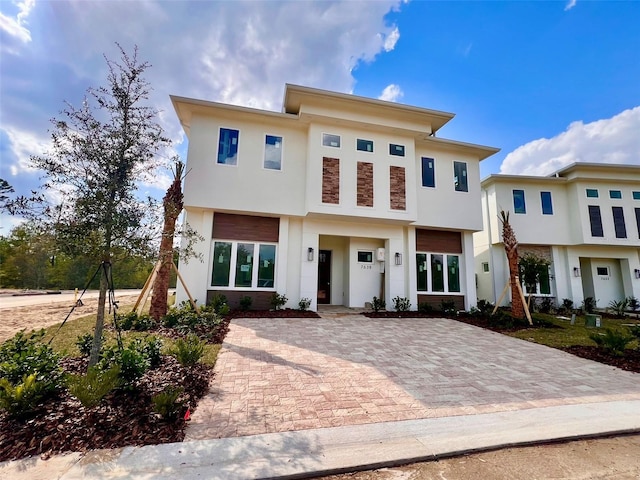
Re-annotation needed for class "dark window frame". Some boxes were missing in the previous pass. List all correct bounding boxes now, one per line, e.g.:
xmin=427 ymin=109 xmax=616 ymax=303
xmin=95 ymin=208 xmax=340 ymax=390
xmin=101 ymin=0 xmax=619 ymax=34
xmin=217 ymin=127 xmax=240 ymax=165
xmin=421 ymin=157 xmax=435 ymax=188
xmin=453 ymin=161 xmax=468 ymax=192
xmin=588 ymin=205 xmax=604 ymax=237
xmin=612 ymin=206 xmax=627 ymax=239
xmin=389 ymin=143 xmax=405 ymax=157
xmin=513 ymin=189 xmax=526 ymax=214
xmin=540 ymin=191 xmax=553 ymax=215
xmin=356 ymin=138 xmax=374 ymax=153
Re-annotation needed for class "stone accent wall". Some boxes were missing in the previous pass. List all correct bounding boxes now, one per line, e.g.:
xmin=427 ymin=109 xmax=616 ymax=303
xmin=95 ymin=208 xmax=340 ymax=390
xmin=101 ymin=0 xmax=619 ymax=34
xmin=416 ymin=229 xmax=462 ymax=254
xmin=357 ymin=162 xmax=374 ymax=207
xmin=520 ymin=245 xmax=552 ymax=262
xmin=390 ymin=166 xmax=406 ymax=210
xmin=322 ymin=157 xmax=340 ymax=204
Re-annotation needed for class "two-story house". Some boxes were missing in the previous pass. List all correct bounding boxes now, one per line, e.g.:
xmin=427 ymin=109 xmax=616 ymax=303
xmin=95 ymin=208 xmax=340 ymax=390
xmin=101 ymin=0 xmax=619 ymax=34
xmin=475 ymin=163 xmax=640 ymax=309
xmin=172 ymin=84 xmax=499 ymax=311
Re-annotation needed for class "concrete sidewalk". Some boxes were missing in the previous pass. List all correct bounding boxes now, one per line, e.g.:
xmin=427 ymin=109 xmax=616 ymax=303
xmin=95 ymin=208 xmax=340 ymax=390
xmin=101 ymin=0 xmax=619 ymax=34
xmin=2 ymin=400 xmax=639 ymax=479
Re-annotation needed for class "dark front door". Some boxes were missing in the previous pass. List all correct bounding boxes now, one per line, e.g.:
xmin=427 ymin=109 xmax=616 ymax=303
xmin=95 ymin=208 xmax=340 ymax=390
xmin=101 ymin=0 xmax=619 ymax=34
xmin=317 ymin=250 xmax=331 ymax=304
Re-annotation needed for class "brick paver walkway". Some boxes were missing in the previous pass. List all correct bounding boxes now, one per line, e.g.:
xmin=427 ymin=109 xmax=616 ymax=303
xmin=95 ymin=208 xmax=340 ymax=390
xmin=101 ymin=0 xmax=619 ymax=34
xmin=185 ymin=314 xmax=640 ymax=440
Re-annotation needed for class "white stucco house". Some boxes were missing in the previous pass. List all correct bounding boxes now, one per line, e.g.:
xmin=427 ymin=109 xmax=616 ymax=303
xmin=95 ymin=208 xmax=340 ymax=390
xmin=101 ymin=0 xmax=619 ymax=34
xmin=172 ymin=84 xmax=499 ymax=311
xmin=475 ymin=163 xmax=640 ymax=310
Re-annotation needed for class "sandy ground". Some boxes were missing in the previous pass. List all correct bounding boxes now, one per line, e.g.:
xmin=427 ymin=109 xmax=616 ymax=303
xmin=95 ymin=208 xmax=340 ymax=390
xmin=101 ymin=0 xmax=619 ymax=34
xmin=0 ymin=292 xmax=140 ymax=343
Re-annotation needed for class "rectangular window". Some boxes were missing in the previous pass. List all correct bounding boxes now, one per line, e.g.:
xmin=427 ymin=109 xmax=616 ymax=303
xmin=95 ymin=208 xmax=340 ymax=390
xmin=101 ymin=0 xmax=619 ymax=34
xmin=416 ymin=253 xmax=428 ymax=291
xmin=596 ymin=267 xmax=609 ymax=276
xmin=609 ymin=190 xmax=622 ymax=199
xmin=258 ymin=245 xmax=276 ymax=287
xmin=588 ymin=205 xmax=604 ymax=237
xmin=539 ymin=269 xmax=551 ymax=295
xmin=357 ymin=139 xmax=373 ymax=152
xmin=540 ymin=191 xmax=553 ymax=215
xmin=421 ymin=157 xmax=435 ymax=188
xmin=453 ymin=161 xmax=468 ymax=192
xmin=612 ymin=206 xmax=627 ymax=238
xmin=322 ymin=133 xmax=341 ymax=148
xmin=235 ymin=243 xmax=255 ymax=287
xmin=389 ymin=144 xmax=405 ymax=156
xmin=431 ymin=254 xmax=444 ymax=292
xmin=211 ymin=242 xmax=232 ymax=286
xmin=482 ymin=262 xmax=489 ymax=273
xmin=633 ymin=192 xmax=640 ymax=200
xmin=217 ymin=128 xmax=239 ymax=165
xmin=635 ymin=208 xmax=640 ymax=237
xmin=447 ymin=255 xmax=460 ymax=292
xmin=264 ymin=135 xmax=282 ymax=170
xmin=513 ymin=189 xmax=526 ymax=214
xmin=357 ymin=251 xmax=373 ymax=263
xmin=586 ymin=188 xmax=598 ymax=198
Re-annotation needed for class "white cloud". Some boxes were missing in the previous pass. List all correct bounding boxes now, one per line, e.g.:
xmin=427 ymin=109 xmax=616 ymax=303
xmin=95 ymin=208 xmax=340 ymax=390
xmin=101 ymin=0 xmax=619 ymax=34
xmin=0 ymin=0 xmax=35 ymax=49
xmin=2 ymin=125 xmax=49 ymax=175
xmin=378 ymin=84 xmax=404 ymax=102
xmin=564 ymin=0 xmax=577 ymax=11
xmin=500 ymin=107 xmax=640 ymax=176
xmin=383 ymin=26 xmax=400 ymax=52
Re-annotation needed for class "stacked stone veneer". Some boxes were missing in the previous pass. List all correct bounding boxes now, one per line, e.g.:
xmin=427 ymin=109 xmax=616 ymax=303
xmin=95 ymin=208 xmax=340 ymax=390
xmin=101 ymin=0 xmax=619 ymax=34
xmin=390 ymin=166 xmax=406 ymax=210
xmin=357 ymin=162 xmax=374 ymax=207
xmin=322 ymin=157 xmax=340 ymax=204
xmin=520 ymin=245 xmax=552 ymax=262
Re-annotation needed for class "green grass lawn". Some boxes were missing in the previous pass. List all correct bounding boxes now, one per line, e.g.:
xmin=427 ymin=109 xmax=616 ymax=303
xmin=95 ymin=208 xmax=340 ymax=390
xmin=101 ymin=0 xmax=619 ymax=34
xmin=507 ymin=313 xmax=640 ymax=350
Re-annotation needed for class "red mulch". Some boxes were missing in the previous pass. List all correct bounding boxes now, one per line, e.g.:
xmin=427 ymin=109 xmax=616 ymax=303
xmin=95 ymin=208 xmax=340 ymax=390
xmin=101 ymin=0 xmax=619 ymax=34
xmin=562 ymin=346 xmax=640 ymax=374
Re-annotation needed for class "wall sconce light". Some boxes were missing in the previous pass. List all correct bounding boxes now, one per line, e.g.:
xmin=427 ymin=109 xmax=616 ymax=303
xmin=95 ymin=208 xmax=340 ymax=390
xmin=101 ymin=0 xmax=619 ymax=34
xmin=573 ymin=267 xmax=581 ymax=277
xmin=635 ymin=269 xmax=640 ymax=279
xmin=307 ymin=247 xmax=314 ymax=262
xmin=394 ymin=252 xmax=402 ymax=265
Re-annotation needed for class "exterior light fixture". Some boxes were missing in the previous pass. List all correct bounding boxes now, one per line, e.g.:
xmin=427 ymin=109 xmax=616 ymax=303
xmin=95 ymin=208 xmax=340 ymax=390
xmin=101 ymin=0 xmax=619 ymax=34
xmin=573 ymin=267 xmax=581 ymax=277
xmin=307 ymin=247 xmax=314 ymax=262
xmin=395 ymin=252 xmax=402 ymax=265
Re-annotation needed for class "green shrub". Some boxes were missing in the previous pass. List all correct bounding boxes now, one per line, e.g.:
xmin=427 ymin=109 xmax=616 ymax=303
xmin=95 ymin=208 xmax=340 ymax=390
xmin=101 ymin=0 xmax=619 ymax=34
xmin=590 ymin=329 xmax=634 ymax=356
xmin=0 ymin=330 xmax=62 ymax=398
xmin=99 ymin=337 xmax=162 ymax=386
xmin=561 ymin=298 xmax=574 ymax=312
xmin=116 ymin=311 xmax=137 ymax=330
xmin=239 ymin=296 xmax=253 ymax=311
xmin=627 ymin=296 xmax=639 ymax=312
xmin=140 ymin=336 xmax=163 ymax=368
xmin=152 ymin=386 xmax=185 ymax=420
xmin=476 ymin=299 xmax=494 ymax=316
xmin=440 ymin=300 xmax=457 ymax=315
xmin=66 ymin=365 xmax=121 ymax=408
xmin=372 ymin=296 xmax=386 ymax=312
xmin=489 ymin=310 xmax=528 ymax=329
xmin=75 ymin=332 xmax=105 ymax=357
xmin=418 ymin=302 xmax=434 ymax=314
xmin=298 ymin=298 xmax=311 ymax=311
xmin=171 ymin=334 xmax=205 ymax=366
xmin=607 ymin=299 xmax=628 ymax=318
xmin=134 ymin=314 xmax=156 ymax=331
xmin=270 ymin=293 xmax=288 ymax=310
xmin=0 ymin=374 xmax=47 ymax=418
xmin=538 ymin=297 xmax=554 ymax=314
xmin=581 ymin=297 xmax=596 ymax=314
xmin=208 ymin=294 xmax=229 ymax=316
xmin=392 ymin=296 xmax=411 ymax=312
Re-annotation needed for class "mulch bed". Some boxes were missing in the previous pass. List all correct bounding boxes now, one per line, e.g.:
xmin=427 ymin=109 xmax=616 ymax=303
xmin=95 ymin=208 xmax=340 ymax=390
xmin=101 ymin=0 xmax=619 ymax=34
xmin=562 ymin=346 xmax=640 ymax=374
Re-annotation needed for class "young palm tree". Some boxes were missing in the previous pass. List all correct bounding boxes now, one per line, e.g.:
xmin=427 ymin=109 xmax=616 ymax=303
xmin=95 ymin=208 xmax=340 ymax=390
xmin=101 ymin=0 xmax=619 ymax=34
xmin=499 ymin=210 xmax=525 ymax=319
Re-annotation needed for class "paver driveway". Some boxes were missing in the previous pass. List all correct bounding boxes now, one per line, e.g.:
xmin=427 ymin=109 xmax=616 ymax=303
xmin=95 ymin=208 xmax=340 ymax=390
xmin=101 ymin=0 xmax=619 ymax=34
xmin=185 ymin=313 xmax=640 ymax=440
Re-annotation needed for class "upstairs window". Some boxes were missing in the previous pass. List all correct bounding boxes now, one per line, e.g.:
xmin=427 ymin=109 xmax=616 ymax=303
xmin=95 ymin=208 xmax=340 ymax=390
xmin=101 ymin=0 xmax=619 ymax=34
xmin=389 ymin=143 xmax=405 ymax=156
xmin=635 ymin=208 xmax=640 ymax=238
xmin=357 ymin=139 xmax=373 ymax=152
xmin=217 ymin=128 xmax=239 ymax=165
xmin=421 ymin=157 xmax=435 ymax=188
xmin=264 ymin=135 xmax=283 ymax=171
xmin=586 ymin=188 xmax=598 ymax=198
xmin=609 ymin=190 xmax=622 ymax=199
xmin=513 ymin=190 xmax=526 ymax=214
xmin=633 ymin=191 xmax=640 ymax=200
xmin=322 ymin=133 xmax=341 ymax=148
xmin=588 ymin=205 xmax=603 ymax=237
xmin=612 ymin=207 xmax=627 ymax=239
xmin=540 ymin=191 xmax=553 ymax=215
xmin=453 ymin=161 xmax=468 ymax=192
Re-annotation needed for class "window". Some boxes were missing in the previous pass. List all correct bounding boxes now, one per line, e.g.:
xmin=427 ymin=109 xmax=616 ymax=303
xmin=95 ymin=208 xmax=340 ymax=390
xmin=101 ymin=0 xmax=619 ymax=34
xmin=586 ymin=189 xmax=598 ymax=198
xmin=421 ymin=157 xmax=435 ymax=188
xmin=322 ymin=133 xmax=341 ymax=148
xmin=357 ymin=139 xmax=373 ymax=152
xmin=633 ymin=192 xmax=640 ymax=200
xmin=211 ymin=241 xmax=277 ymax=289
xmin=521 ymin=267 xmax=551 ymax=295
xmin=513 ymin=190 xmax=526 ymax=214
xmin=357 ymin=251 xmax=373 ymax=263
xmin=588 ymin=205 xmax=603 ymax=237
xmin=264 ymin=135 xmax=282 ymax=170
xmin=217 ymin=128 xmax=239 ymax=165
xmin=389 ymin=144 xmax=405 ymax=156
xmin=596 ymin=267 xmax=609 ymax=276
xmin=609 ymin=190 xmax=622 ymax=199
xmin=482 ymin=262 xmax=490 ymax=273
xmin=453 ymin=161 xmax=468 ymax=192
xmin=417 ymin=253 xmax=461 ymax=293
xmin=635 ymin=208 xmax=640 ymax=238
xmin=540 ymin=191 xmax=553 ymax=215
xmin=612 ymin=206 xmax=627 ymax=238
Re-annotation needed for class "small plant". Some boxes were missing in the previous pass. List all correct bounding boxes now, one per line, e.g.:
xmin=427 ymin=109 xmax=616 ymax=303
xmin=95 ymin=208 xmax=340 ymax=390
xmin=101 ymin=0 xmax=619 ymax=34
xmin=66 ymin=365 xmax=121 ymax=408
xmin=171 ymin=334 xmax=205 ymax=366
xmin=418 ymin=302 xmax=434 ymax=314
xmin=270 ymin=292 xmax=288 ymax=310
xmin=468 ymin=306 xmax=481 ymax=317
xmin=133 ymin=313 xmax=156 ymax=331
xmin=298 ymin=297 xmax=311 ymax=311
xmin=628 ymin=325 xmax=640 ymax=344
xmin=392 ymin=296 xmax=411 ymax=312
xmin=0 ymin=374 xmax=46 ymax=418
xmin=440 ymin=300 xmax=457 ymax=316
xmin=116 ymin=311 xmax=137 ymax=330
xmin=476 ymin=299 xmax=494 ymax=316
xmin=538 ymin=297 xmax=554 ymax=314
xmin=239 ymin=295 xmax=253 ymax=311
xmin=561 ymin=298 xmax=574 ymax=313
xmin=152 ymin=386 xmax=185 ymax=421
xmin=581 ymin=297 xmax=596 ymax=314
xmin=627 ymin=296 xmax=639 ymax=312
xmin=607 ymin=299 xmax=628 ymax=318
xmin=372 ymin=296 xmax=386 ymax=312
xmin=590 ymin=329 xmax=634 ymax=356
xmin=75 ymin=332 xmax=105 ymax=357
xmin=99 ymin=337 xmax=162 ymax=386
xmin=208 ymin=294 xmax=230 ymax=316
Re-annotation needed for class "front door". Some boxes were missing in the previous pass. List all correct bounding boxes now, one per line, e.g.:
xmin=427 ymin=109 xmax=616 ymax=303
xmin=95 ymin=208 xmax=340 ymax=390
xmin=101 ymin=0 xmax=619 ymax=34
xmin=317 ymin=250 xmax=331 ymax=304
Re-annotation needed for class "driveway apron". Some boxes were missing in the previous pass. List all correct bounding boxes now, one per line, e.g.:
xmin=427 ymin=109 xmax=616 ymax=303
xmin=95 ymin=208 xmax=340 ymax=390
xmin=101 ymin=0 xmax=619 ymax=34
xmin=185 ymin=314 xmax=640 ymax=440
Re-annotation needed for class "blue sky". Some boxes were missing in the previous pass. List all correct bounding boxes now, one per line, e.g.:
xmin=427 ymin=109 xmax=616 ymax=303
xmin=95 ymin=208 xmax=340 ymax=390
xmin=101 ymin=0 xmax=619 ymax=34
xmin=1 ymin=0 xmax=639 ymax=231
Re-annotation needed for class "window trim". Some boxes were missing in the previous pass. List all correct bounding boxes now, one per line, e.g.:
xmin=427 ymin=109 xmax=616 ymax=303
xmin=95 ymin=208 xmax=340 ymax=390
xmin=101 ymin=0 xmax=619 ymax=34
xmin=356 ymin=138 xmax=374 ymax=153
xmin=586 ymin=188 xmax=599 ymax=198
xmin=596 ymin=266 xmax=610 ymax=277
xmin=513 ymin=189 xmax=526 ymax=214
xmin=421 ymin=157 xmax=436 ymax=188
xmin=322 ymin=133 xmax=341 ymax=148
xmin=609 ymin=190 xmax=622 ymax=199
xmin=357 ymin=251 xmax=374 ymax=263
xmin=217 ymin=127 xmax=240 ymax=166
xmin=210 ymin=239 xmax=278 ymax=290
xmin=263 ymin=133 xmax=283 ymax=171
xmin=633 ymin=191 xmax=640 ymax=200
xmin=416 ymin=252 xmax=462 ymax=294
xmin=389 ymin=143 xmax=405 ymax=157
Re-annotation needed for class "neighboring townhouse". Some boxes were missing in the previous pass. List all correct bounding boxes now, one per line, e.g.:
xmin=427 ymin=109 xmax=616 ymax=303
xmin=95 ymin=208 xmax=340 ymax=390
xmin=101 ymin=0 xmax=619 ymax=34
xmin=475 ymin=163 xmax=640 ymax=310
xmin=172 ymin=84 xmax=498 ymax=311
